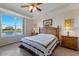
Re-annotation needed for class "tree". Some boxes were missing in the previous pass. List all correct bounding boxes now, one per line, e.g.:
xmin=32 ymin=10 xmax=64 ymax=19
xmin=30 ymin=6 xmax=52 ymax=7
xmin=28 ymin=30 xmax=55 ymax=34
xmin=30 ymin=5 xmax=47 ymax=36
xmin=5 ymin=26 xmax=14 ymax=30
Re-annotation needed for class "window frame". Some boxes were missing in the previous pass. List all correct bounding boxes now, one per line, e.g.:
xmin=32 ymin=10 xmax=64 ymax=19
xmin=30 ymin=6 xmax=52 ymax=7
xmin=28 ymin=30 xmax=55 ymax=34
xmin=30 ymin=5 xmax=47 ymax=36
xmin=0 ymin=16 xmax=1 ymax=37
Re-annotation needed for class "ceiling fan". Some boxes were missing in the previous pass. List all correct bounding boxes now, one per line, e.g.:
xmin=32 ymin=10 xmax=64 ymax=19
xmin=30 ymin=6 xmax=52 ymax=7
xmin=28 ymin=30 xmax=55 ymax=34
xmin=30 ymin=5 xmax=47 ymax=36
xmin=21 ymin=3 xmax=42 ymax=13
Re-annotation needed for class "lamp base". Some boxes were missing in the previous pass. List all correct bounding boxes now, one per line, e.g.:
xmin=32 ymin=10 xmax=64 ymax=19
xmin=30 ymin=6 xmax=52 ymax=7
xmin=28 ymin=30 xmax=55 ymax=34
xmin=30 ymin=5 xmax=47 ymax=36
xmin=67 ymin=31 xmax=69 ymax=36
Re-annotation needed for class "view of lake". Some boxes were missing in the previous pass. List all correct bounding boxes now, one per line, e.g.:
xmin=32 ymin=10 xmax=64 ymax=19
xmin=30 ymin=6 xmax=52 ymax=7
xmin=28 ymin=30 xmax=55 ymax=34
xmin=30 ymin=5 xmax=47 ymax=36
xmin=2 ymin=32 xmax=22 ymax=37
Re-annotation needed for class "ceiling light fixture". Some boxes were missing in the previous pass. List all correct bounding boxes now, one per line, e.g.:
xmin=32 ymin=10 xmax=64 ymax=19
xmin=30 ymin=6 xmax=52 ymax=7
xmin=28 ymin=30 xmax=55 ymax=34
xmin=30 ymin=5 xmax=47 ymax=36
xmin=29 ymin=6 xmax=37 ymax=12
xmin=29 ymin=6 xmax=33 ymax=11
xmin=32 ymin=7 xmax=37 ymax=12
xmin=21 ymin=3 xmax=42 ymax=13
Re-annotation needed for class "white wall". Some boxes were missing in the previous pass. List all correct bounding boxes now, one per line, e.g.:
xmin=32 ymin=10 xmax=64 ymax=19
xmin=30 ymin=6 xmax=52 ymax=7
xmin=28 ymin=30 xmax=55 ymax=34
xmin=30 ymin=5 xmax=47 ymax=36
xmin=0 ymin=36 xmax=24 ymax=46
xmin=33 ymin=5 xmax=79 ymax=37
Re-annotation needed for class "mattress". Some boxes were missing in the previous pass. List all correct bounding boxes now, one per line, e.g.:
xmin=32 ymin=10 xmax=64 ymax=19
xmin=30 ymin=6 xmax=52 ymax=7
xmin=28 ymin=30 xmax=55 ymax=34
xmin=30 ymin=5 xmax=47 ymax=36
xmin=21 ymin=34 xmax=59 ymax=56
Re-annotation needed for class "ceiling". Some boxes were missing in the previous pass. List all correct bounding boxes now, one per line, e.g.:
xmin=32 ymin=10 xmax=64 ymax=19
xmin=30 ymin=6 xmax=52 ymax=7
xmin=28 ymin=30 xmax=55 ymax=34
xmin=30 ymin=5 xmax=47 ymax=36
xmin=0 ymin=3 xmax=69 ymax=18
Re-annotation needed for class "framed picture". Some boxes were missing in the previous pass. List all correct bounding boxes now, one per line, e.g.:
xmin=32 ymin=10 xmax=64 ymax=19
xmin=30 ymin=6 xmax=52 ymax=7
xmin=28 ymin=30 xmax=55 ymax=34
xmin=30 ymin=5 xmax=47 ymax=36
xmin=64 ymin=18 xmax=74 ymax=30
xmin=43 ymin=19 xmax=52 ymax=26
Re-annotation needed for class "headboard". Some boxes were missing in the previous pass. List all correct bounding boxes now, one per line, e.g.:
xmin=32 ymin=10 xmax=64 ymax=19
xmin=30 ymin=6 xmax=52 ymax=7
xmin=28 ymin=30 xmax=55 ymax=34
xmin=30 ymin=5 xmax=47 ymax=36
xmin=39 ymin=26 xmax=59 ymax=38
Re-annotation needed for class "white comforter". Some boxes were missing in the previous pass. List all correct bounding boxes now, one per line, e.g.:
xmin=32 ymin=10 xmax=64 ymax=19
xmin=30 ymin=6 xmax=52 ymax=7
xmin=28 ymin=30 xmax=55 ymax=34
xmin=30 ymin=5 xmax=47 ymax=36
xmin=21 ymin=34 xmax=59 ymax=56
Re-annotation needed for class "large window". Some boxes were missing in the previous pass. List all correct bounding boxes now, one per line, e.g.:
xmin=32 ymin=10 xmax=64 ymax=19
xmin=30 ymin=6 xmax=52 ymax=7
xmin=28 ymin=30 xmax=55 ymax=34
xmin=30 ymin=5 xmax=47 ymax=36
xmin=1 ymin=15 xmax=23 ymax=37
xmin=15 ymin=17 xmax=23 ymax=35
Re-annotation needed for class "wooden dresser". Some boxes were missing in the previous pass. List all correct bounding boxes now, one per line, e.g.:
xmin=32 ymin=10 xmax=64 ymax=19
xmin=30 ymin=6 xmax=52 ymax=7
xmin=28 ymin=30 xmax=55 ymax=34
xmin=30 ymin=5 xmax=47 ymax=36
xmin=61 ymin=35 xmax=78 ymax=50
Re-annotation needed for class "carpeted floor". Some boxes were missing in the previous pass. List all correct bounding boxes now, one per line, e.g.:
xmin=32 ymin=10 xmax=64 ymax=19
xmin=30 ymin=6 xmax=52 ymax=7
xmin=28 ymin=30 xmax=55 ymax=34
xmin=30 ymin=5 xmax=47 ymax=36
xmin=0 ymin=42 xmax=79 ymax=56
xmin=53 ymin=46 xmax=79 ymax=56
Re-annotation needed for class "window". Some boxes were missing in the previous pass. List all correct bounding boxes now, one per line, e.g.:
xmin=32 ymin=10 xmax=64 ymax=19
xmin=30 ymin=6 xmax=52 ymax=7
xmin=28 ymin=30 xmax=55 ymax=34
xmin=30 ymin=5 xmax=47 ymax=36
xmin=1 ymin=15 xmax=23 ymax=37
xmin=15 ymin=17 xmax=23 ymax=35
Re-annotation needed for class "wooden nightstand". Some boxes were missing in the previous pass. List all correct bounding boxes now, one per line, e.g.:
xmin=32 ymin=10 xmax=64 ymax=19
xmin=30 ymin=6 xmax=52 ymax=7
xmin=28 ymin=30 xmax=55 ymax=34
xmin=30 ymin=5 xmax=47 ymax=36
xmin=31 ymin=32 xmax=38 ymax=36
xmin=61 ymin=35 xmax=78 ymax=50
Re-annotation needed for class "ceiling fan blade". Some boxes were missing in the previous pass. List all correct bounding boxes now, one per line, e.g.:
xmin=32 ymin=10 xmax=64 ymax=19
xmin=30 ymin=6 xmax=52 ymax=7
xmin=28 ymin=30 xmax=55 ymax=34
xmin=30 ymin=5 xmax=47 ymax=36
xmin=21 ymin=6 xmax=28 ymax=7
xmin=36 ymin=7 xmax=42 ymax=11
xmin=37 ymin=3 xmax=42 ymax=5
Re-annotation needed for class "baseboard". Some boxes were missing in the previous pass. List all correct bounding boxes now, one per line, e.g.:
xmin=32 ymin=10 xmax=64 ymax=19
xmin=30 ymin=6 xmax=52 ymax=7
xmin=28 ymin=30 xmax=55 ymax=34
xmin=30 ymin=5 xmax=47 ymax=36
xmin=0 ymin=41 xmax=21 ymax=47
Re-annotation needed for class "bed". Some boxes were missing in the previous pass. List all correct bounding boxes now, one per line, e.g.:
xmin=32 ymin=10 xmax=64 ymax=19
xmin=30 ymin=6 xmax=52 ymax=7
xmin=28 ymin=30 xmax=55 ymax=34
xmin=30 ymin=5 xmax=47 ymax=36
xmin=20 ymin=27 xmax=59 ymax=56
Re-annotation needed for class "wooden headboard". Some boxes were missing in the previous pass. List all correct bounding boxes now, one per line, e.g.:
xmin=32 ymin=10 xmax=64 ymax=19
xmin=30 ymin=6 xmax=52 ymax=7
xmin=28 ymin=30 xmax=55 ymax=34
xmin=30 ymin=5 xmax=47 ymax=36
xmin=39 ymin=26 xmax=59 ymax=38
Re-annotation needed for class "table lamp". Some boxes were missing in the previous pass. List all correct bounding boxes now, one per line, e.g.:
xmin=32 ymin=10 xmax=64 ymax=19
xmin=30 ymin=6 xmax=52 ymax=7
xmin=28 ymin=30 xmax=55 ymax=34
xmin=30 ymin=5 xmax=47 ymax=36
xmin=64 ymin=19 xmax=73 ymax=36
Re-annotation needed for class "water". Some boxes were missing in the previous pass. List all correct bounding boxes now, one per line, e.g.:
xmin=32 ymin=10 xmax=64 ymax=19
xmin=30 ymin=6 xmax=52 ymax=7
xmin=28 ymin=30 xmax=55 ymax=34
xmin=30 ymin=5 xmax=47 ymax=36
xmin=2 ymin=32 xmax=22 ymax=37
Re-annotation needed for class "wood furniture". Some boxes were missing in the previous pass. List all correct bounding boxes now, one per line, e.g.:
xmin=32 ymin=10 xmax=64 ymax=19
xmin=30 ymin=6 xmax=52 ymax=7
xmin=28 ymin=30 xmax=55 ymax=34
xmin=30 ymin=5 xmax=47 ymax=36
xmin=39 ymin=26 xmax=59 ymax=39
xmin=61 ymin=35 xmax=78 ymax=50
xmin=31 ymin=32 xmax=38 ymax=36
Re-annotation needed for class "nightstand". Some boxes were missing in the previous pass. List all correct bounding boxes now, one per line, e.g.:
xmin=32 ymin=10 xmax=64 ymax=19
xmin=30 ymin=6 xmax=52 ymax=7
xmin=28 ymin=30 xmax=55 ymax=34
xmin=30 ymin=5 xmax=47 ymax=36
xmin=61 ymin=35 xmax=78 ymax=50
xmin=31 ymin=32 xmax=38 ymax=36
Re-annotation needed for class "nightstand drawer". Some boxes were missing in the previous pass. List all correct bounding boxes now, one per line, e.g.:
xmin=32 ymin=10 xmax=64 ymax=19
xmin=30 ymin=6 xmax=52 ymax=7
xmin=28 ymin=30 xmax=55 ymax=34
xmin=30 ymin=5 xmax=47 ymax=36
xmin=62 ymin=36 xmax=77 ymax=39
xmin=61 ymin=36 xmax=78 ymax=50
xmin=62 ymin=38 xmax=77 ymax=43
xmin=62 ymin=42 xmax=77 ymax=49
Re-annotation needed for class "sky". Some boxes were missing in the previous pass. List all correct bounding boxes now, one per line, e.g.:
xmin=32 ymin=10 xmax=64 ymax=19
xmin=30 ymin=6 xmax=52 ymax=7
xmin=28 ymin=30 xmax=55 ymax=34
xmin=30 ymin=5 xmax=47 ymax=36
xmin=2 ymin=15 xmax=23 ymax=29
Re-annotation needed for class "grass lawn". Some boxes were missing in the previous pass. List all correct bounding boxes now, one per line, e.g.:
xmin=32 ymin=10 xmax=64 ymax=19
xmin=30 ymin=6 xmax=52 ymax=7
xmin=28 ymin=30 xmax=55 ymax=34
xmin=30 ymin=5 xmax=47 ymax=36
xmin=2 ymin=29 xmax=22 ymax=32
